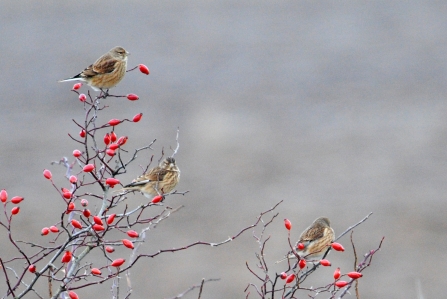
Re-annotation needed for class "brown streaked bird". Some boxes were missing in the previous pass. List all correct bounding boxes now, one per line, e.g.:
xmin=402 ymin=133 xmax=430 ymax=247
xmin=277 ymin=217 xmax=334 ymax=263
xmin=59 ymin=46 xmax=129 ymax=91
xmin=118 ymin=157 xmax=180 ymax=198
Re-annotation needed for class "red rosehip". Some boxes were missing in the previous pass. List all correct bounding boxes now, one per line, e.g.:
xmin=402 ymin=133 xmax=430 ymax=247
xmin=79 ymin=129 xmax=86 ymax=138
xmin=105 ymin=246 xmax=115 ymax=253
xmin=347 ymin=271 xmax=363 ymax=279
xmin=11 ymin=207 xmax=20 ymax=215
xmin=126 ymin=93 xmax=139 ymax=101
xmin=78 ymin=93 xmax=86 ymax=102
xmin=80 ymin=199 xmax=88 ymax=207
xmin=110 ymin=131 xmax=117 ymax=142
xmin=83 ymin=209 xmax=91 ymax=218
xmin=108 ymin=119 xmax=121 ymax=126
xmin=68 ymin=291 xmax=79 ymax=299
xmin=133 ymin=113 xmax=143 ymax=122
xmin=49 ymin=225 xmax=59 ymax=233
xmin=297 ymin=243 xmax=305 ymax=250
xmin=66 ymin=202 xmax=75 ymax=213
xmin=122 ymin=239 xmax=134 ymax=249
xmin=69 ymin=175 xmax=77 ymax=184
xmin=104 ymin=133 xmax=111 ymax=145
xmin=63 ymin=191 xmax=72 ymax=199
xmin=93 ymin=216 xmax=103 ymax=225
xmin=299 ymin=259 xmax=306 ymax=269
xmin=41 ymin=227 xmax=50 ymax=236
xmin=109 ymin=143 xmax=119 ymax=150
xmin=320 ymin=259 xmax=331 ymax=266
xmin=151 ymin=195 xmax=163 ymax=203
xmin=61 ymin=250 xmax=72 ymax=263
xmin=117 ymin=136 xmax=128 ymax=146
xmin=127 ymin=230 xmax=139 ymax=238
xmin=280 ymin=272 xmax=287 ymax=280
xmin=11 ymin=196 xmax=24 ymax=204
xmin=139 ymin=64 xmax=150 ymax=75
xmin=43 ymin=169 xmax=52 ymax=180
xmin=83 ymin=164 xmax=94 ymax=172
xmin=331 ymin=242 xmax=345 ymax=252
xmin=28 ymin=264 xmax=36 ymax=273
xmin=71 ymin=219 xmax=82 ymax=229
xmin=91 ymin=268 xmax=101 ymax=275
xmin=106 ymin=149 xmax=116 ymax=156
xmin=107 ymin=214 xmax=116 ymax=225
xmin=73 ymin=149 xmax=82 ymax=157
xmin=105 ymin=178 xmax=120 ymax=187
xmin=333 ymin=267 xmax=341 ymax=280
xmin=111 ymin=258 xmax=125 ymax=267
xmin=284 ymin=219 xmax=292 ymax=230
xmin=93 ymin=224 xmax=105 ymax=231
xmin=72 ymin=83 xmax=82 ymax=90
xmin=335 ymin=281 xmax=348 ymax=288
xmin=285 ymin=273 xmax=296 ymax=283
xmin=0 ymin=189 xmax=7 ymax=202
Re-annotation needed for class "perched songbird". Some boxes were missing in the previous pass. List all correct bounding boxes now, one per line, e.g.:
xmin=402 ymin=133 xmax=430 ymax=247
xmin=118 ymin=157 xmax=180 ymax=198
xmin=59 ymin=46 xmax=129 ymax=91
xmin=277 ymin=217 xmax=335 ymax=263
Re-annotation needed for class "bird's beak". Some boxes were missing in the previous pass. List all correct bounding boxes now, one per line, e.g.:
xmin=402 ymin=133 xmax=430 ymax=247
xmin=126 ymin=51 xmax=130 ymax=56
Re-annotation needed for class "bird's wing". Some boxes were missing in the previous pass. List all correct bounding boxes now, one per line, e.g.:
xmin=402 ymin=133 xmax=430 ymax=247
xmin=123 ymin=167 xmax=167 ymax=187
xmin=299 ymin=226 xmax=325 ymax=243
xmin=91 ymin=58 xmax=118 ymax=74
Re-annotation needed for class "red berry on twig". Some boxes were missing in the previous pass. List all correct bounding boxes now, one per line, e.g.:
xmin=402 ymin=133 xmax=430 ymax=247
xmin=108 ymin=119 xmax=121 ymax=126
xmin=122 ymin=239 xmax=134 ymax=249
xmin=72 ymin=83 xmax=82 ymax=90
xmin=335 ymin=281 xmax=348 ymax=288
xmin=0 ymin=189 xmax=7 ymax=202
xmin=111 ymin=258 xmax=125 ymax=267
xmin=127 ymin=230 xmax=139 ymax=238
xmin=285 ymin=274 xmax=296 ymax=283
xmin=284 ymin=219 xmax=292 ymax=230
xmin=320 ymin=259 xmax=331 ymax=266
xmin=11 ymin=196 xmax=24 ymax=204
xmin=331 ymin=242 xmax=345 ymax=252
xmin=139 ymin=64 xmax=150 ymax=75
xmin=133 ymin=113 xmax=143 ymax=122
xmin=43 ymin=169 xmax=52 ymax=180
xmin=61 ymin=250 xmax=72 ymax=263
xmin=347 ymin=271 xmax=363 ymax=279
xmin=151 ymin=195 xmax=163 ymax=203
xmin=83 ymin=164 xmax=94 ymax=172
xmin=126 ymin=93 xmax=139 ymax=101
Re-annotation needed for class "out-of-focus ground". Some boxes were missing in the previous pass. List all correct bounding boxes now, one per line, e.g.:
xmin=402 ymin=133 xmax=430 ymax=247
xmin=1 ymin=1 xmax=446 ymax=298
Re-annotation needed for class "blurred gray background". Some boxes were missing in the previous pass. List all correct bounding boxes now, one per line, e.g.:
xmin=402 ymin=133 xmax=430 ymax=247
xmin=1 ymin=1 xmax=446 ymax=298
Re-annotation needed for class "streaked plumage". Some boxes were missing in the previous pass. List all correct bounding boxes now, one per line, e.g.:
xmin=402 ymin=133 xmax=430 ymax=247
xmin=59 ymin=46 xmax=129 ymax=91
xmin=118 ymin=157 xmax=180 ymax=198
xmin=277 ymin=217 xmax=334 ymax=263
